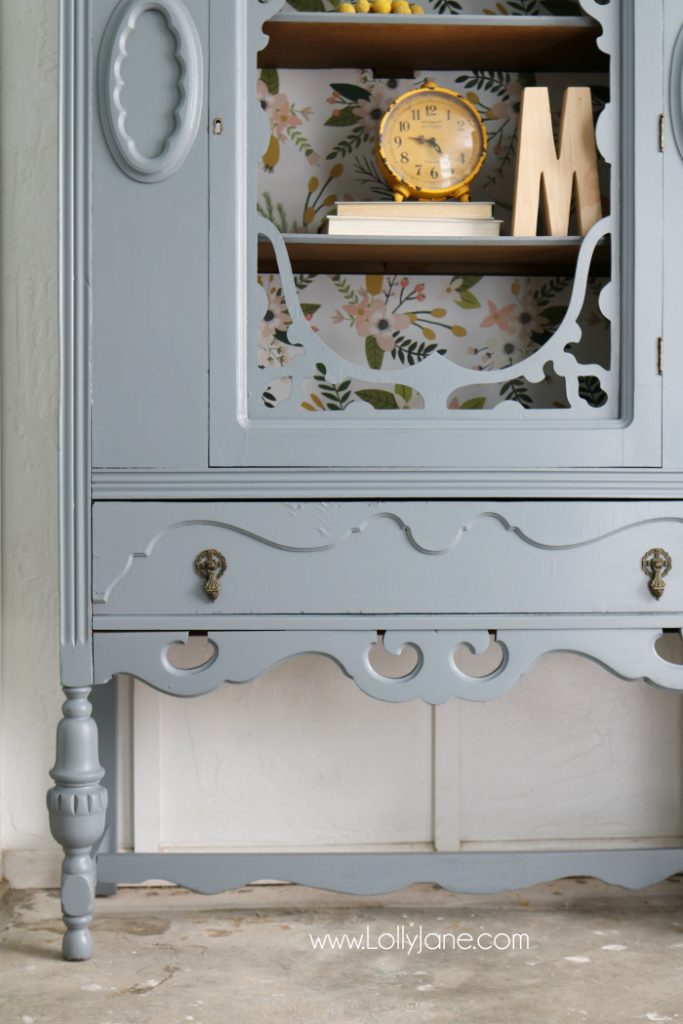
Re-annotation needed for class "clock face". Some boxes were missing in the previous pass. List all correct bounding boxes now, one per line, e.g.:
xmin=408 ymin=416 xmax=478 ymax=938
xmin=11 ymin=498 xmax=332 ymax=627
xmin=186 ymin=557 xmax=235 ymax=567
xmin=379 ymin=86 xmax=486 ymax=197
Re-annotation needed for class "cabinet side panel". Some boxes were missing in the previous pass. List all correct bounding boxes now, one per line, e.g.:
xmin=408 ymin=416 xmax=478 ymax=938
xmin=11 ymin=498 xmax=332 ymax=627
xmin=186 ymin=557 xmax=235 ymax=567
xmin=91 ymin=0 xmax=209 ymax=470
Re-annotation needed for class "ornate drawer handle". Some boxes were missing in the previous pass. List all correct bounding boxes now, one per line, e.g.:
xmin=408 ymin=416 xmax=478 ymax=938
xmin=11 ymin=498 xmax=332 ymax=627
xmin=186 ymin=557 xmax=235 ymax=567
xmin=194 ymin=549 xmax=227 ymax=602
xmin=641 ymin=548 xmax=672 ymax=600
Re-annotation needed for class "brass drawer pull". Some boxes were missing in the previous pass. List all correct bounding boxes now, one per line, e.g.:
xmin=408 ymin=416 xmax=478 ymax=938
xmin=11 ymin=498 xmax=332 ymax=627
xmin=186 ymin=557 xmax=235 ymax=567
xmin=194 ymin=548 xmax=227 ymax=602
xmin=641 ymin=548 xmax=672 ymax=600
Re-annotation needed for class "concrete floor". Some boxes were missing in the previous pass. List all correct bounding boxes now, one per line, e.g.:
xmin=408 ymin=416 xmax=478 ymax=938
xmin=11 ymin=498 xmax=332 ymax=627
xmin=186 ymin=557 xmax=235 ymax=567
xmin=1 ymin=879 xmax=683 ymax=1023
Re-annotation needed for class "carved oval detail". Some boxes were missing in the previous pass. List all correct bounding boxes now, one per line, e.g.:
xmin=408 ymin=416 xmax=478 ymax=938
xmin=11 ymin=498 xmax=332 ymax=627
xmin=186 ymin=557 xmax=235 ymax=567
xmin=98 ymin=0 xmax=203 ymax=183
xmin=671 ymin=24 xmax=683 ymax=162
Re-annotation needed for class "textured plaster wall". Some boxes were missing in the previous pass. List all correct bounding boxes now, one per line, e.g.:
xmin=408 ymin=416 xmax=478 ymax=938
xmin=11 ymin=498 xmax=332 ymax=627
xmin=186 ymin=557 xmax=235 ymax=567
xmin=1 ymin=0 xmax=682 ymax=888
xmin=0 ymin=0 xmax=62 ymax=883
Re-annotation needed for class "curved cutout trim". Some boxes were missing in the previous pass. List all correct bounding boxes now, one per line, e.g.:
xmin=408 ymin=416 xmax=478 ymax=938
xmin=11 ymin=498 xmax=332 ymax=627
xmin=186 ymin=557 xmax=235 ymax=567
xmin=93 ymin=627 xmax=683 ymax=704
xmin=98 ymin=847 xmax=683 ymax=896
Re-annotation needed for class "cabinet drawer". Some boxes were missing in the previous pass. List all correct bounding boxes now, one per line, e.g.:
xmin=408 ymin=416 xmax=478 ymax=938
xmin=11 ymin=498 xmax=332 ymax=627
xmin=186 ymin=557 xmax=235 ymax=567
xmin=92 ymin=501 xmax=683 ymax=620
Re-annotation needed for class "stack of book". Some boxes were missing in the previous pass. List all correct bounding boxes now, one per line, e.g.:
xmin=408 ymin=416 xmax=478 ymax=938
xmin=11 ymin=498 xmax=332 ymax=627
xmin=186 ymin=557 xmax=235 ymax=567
xmin=324 ymin=201 xmax=502 ymax=238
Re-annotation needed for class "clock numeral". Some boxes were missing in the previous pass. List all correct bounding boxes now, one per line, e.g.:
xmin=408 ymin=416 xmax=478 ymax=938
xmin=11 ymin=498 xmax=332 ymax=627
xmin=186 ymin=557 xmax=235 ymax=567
xmin=426 ymin=103 xmax=437 ymax=116
xmin=399 ymin=120 xmax=410 ymax=132
xmin=457 ymin=119 xmax=466 ymax=129
xmin=416 ymin=165 xmax=422 ymax=175
xmin=400 ymin=151 xmax=410 ymax=163
xmin=430 ymin=167 xmax=439 ymax=180
xmin=460 ymin=152 xmax=466 ymax=163
xmin=394 ymin=135 xmax=403 ymax=147
xmin=411 ymin=109 xmax=421 ymax=121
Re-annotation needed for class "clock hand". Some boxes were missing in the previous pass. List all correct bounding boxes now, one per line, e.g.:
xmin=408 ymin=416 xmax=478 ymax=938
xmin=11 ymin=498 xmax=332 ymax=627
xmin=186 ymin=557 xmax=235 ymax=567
xmin=409 ymin=135 xmax=444 ymax=156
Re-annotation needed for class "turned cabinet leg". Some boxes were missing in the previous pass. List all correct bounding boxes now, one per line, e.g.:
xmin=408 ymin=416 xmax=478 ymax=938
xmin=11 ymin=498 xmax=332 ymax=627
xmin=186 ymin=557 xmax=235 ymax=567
xmin=47 ymin=686 xmax=108 ymax=961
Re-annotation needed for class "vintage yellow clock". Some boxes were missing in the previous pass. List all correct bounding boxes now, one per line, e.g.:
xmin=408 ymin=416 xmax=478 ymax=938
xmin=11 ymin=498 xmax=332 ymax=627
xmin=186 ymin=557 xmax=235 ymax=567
xmin=376 ymin=81 xmax=488 ymax=202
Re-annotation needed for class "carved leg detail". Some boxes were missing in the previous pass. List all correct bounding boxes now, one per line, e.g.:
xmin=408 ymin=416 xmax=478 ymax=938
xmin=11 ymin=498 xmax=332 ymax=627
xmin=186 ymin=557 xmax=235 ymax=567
xmin=47 ymin=687 xmax=107 ymax=961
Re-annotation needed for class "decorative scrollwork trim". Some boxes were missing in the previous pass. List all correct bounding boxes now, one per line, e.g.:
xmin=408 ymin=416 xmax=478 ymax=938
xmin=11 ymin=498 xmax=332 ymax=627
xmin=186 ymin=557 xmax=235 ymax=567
xmin=98 ymin=0 xmax=203 ymax=183
xmin=98 ymin=847 xmax=683 ymax=897
xmin=94 ymin=628 xmax=683 ymax=705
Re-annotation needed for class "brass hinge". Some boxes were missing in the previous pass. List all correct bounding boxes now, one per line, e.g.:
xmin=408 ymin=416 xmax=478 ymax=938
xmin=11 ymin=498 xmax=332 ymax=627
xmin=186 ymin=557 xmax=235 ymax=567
xmin=659 ymin=113 xmax=665 ymax=152
xmin=657 ymin=336 xmax=663 ymax=375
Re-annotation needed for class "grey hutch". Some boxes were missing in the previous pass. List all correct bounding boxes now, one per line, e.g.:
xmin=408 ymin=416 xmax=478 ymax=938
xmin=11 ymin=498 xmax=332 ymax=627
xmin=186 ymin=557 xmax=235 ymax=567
xmin=51 ymin=0 xmax=683 ymax=960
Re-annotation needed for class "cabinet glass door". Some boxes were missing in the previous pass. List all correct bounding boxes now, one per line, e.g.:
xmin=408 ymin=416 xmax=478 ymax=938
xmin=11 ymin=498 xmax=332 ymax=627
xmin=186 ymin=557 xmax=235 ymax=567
xmin=209 ymin=0 xmax=663 ymax=469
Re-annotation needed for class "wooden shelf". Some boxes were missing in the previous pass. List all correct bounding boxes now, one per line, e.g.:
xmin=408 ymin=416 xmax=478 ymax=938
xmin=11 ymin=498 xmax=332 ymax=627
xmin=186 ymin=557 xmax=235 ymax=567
xmin=259 ymin=14 xmax=607 ymax=73
xmin=258 ymin=234 xmax=609 ymax=276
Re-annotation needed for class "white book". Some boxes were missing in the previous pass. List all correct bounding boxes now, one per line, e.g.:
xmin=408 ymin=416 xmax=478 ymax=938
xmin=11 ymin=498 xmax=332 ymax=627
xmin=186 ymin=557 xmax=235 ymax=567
xmin=335 ymin=201 xmax=495 ymax=221
xmin=324 ymin=216 xmax=502 ymax=238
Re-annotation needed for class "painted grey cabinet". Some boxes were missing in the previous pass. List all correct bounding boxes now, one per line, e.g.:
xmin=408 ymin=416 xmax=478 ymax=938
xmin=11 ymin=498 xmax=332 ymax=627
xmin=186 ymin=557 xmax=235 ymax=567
xmin=50 ymin=0 xmax=683 ymax=960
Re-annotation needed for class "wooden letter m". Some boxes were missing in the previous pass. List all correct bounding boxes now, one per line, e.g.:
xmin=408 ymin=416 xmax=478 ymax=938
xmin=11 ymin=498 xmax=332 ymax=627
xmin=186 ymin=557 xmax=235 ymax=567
xmin=512 ymin=86 xmax=603 ymax=237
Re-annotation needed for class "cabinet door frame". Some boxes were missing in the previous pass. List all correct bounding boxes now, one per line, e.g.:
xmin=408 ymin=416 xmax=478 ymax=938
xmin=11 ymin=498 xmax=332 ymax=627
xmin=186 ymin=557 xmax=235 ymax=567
xmin=663 ymin=0 xmax=683 ymax=470
xmin=208 ymin=0 xmax=664 ymax=471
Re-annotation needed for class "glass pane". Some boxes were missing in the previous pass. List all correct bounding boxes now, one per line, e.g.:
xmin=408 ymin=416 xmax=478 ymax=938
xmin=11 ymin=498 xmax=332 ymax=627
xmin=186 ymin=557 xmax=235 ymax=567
xmin=254 ymin=59 xmax=612 ymax=419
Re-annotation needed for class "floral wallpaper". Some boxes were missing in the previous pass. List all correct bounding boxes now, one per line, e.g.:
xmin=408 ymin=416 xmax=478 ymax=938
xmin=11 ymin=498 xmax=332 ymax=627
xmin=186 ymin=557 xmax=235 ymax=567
xmin=258 ymin=271 xmax=610 ymax=412
xmin=256 ymin=62 xmax=611 ymax=414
